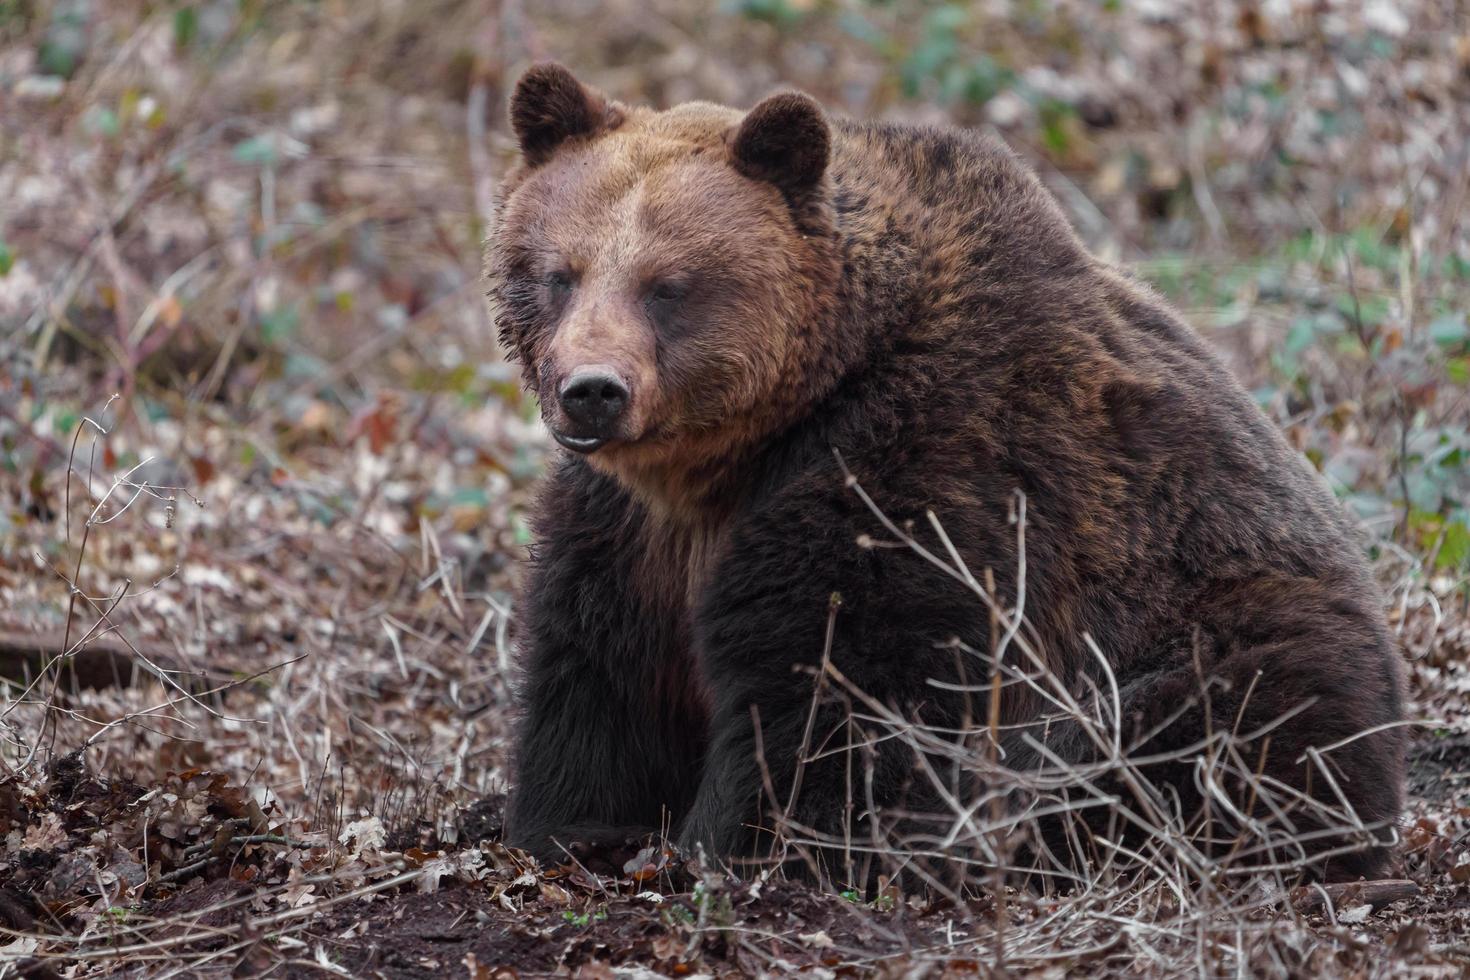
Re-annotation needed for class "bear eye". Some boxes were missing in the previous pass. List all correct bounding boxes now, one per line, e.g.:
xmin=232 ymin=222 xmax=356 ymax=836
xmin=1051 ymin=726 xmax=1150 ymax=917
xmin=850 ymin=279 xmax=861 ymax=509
xmin=647 ymin=280 xmax=687 ymax=306
xmin=545 ymin=270 xmax=574 ymax=297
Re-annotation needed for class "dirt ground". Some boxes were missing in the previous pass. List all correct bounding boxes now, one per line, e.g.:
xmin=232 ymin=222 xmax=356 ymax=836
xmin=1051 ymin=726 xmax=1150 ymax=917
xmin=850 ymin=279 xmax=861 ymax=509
xmin=3 ymin=1 xmax=1469 ymax=976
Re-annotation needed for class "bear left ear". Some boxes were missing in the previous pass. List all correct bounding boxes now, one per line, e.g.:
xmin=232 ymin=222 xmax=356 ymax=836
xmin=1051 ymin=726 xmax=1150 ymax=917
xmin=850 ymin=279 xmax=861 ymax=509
xmin=509 ymin=62 xmax=621 ymax=168
xmin=727 ymin=92 xmax=830 ymax=202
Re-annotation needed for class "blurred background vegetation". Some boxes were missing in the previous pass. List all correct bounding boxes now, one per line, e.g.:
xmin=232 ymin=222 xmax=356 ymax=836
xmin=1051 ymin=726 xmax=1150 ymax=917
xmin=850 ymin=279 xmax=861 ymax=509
xmin=2 ymin=0 xmax=1467 ymax=585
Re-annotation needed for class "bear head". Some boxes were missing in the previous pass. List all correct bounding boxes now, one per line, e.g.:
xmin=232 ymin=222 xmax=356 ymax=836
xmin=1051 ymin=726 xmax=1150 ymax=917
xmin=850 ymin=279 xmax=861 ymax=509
xmin=487 ymin=64 xmax=847 ymax=516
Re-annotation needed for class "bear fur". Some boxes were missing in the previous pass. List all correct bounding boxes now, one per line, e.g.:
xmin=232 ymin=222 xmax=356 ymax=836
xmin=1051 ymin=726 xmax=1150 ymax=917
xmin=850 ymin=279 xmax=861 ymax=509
xmin=486 ymin=63 xmax=1407 ymax=886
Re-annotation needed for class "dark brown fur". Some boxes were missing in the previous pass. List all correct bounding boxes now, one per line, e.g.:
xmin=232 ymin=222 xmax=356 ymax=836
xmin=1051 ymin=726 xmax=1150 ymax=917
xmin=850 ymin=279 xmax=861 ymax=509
xmin=487 ymin=65 xmax=1407 ymax=886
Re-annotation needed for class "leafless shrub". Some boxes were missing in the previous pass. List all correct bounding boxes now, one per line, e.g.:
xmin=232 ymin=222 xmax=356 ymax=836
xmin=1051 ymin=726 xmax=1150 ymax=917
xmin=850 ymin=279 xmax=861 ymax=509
xmin=1 ymin=396 xmax=222 ymax=775
xmin=731 ymin=461 xmax=1426 ymax=974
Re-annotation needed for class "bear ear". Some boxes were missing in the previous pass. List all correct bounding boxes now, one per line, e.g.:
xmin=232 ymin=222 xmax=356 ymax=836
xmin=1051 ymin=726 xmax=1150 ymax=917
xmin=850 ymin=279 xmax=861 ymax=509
xmin=509 ymin=63 xmax=620 ymax=167
xmin=727 ymin=92 xmax=830 ymax=200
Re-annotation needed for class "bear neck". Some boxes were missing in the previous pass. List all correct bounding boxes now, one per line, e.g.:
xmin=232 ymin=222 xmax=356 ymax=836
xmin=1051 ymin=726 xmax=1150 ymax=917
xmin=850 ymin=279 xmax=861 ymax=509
xmin=596 ymin=388 xmax=823 ymax=528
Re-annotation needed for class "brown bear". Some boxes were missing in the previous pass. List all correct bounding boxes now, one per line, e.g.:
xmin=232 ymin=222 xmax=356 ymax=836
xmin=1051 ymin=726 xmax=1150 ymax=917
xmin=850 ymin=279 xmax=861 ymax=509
xmin=486 ymin=63 xmax=1406 ymax=887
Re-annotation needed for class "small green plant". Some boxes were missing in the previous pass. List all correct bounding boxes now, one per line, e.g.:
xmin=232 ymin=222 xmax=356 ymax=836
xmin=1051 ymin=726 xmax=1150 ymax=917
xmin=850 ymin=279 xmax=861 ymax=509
xmin=562 ymin=908 xmax=607 ymax=927
xmin=173 ymin=5 xmax=198 ymax=48
xmin=1036 ymin=97 xmax=1079 ymax=157
xmin=36 ymin=0 xmax=88 ymax=78
xmin=663 ymin=903 xmax=696 ymax=926
xmin=258 ymin=304 xmax=300 ymax=346
xmin=889 ymin=4 xmax=1016 ymax=108
xmin=728 ymin=0 xmax=809 ymax=29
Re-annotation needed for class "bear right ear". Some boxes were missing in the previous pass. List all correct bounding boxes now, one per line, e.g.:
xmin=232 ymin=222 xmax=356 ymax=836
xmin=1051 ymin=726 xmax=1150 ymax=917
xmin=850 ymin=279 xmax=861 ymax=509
xmin=509 ymin=63 xmax=620 ymax=168
xmin=728 ymin=92 xmax=830 ymax=202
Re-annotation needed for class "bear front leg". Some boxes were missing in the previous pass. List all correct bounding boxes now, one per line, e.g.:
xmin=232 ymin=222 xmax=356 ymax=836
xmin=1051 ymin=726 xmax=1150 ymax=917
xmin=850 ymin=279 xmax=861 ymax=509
xmin=675 ymin=695 xmax=810 ymax=858
xmin=678 ymin=666 xmax=961 ymax=887
xmin=678 ymin=549 xmax=977 ymax=885
xmin=506 ymin=651 xmax=693 ymax=864
xmin=505 ymin=467 xmax=705 ymax=865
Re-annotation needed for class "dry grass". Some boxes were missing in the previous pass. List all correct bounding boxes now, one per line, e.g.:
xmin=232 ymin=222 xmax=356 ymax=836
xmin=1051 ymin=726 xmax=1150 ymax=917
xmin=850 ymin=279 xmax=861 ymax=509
xmin=2 ymin=0 xmax=1469 ymax=976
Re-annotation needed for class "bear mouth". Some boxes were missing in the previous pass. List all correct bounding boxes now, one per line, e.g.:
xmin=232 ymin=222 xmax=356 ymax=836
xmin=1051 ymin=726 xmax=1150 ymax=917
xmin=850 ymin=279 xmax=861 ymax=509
xmin=552 ymin=431 xmax=608 ymax=454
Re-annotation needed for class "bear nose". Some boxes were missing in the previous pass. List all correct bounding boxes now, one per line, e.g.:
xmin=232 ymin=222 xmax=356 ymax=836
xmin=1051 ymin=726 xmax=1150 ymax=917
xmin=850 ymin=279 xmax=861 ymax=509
xmin=558 ymin=369 xmax=629 ymax=432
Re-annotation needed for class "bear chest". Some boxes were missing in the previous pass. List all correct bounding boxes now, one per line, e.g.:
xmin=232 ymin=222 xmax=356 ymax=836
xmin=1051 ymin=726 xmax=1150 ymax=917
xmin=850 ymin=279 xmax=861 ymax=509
xmin=636 ymin=518 xmax=729 ymax=716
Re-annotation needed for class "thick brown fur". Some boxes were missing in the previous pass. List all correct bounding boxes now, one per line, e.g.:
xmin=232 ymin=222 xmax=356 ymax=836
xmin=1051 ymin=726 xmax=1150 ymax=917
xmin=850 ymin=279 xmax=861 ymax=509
xmin=486 ymin=64 xmax=1407 ymax=887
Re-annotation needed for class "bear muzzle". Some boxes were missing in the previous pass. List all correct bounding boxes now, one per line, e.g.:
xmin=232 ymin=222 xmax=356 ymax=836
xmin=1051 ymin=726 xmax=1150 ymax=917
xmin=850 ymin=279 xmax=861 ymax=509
xmin=553 ymin=367 xmax=630 ymax=453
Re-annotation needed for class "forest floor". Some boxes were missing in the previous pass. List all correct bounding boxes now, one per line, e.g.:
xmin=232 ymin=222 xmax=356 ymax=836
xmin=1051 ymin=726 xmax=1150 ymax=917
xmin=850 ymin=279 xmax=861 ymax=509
xmin=3 ymin=1 xmax=1470 ymax=976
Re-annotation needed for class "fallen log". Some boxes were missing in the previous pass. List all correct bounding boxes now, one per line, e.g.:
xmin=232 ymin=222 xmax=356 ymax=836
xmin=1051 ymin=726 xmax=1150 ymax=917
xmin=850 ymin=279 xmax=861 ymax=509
xmin=1291 ymin=879 xmax=1420 ymax=914
xmin=0 ymin=629 xmax=213 ymax=691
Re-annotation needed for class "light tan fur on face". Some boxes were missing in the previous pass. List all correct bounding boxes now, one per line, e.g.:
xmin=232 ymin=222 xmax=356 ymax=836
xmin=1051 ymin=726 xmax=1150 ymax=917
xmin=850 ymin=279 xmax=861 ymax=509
xmin=545 ymin=287 xmax=659 ymax=438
